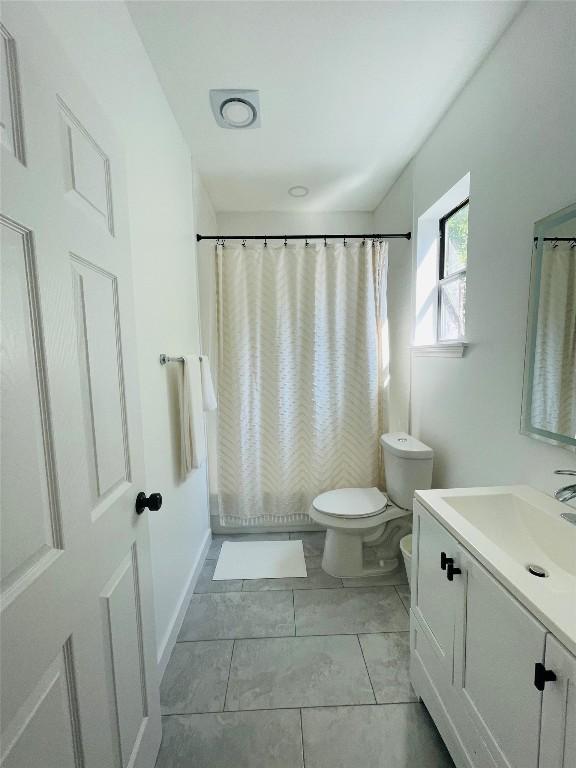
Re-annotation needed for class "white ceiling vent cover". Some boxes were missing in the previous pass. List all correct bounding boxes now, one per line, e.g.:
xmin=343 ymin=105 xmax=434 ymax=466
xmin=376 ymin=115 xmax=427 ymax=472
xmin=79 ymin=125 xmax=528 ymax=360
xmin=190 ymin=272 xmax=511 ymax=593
xmin=210 ymin=89 xmax=261 ymax=129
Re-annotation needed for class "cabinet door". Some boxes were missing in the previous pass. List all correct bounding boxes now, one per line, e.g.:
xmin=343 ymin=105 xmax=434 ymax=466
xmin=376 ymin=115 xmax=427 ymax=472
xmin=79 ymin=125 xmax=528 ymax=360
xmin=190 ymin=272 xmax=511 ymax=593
xmin=539 ymin=635 xmax=576 ymax=768
xmin=413 ymin=501 xmax=464 ymax=680
xmin=456 ymin=555 xmax=546 ymax=768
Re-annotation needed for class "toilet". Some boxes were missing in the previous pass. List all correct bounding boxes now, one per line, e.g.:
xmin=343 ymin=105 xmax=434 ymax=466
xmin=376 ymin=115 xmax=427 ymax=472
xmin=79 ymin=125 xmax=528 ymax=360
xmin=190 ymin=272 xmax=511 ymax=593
xmin=309 ymin=432 xmax=433 ymax=578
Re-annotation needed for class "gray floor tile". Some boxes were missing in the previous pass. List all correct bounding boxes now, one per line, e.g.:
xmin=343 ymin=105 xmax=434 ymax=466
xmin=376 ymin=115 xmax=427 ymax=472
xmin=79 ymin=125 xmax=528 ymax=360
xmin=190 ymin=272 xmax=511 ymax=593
xmin=289 ymin=531 xmax=325 ymax=556
xmin=342 ymin=566 xmax=407 ymax=588
xmin=359 ymin=632 xmax=417 ymax=704
xmin=206 ymin=532 xmax=290 ymax=560
xmin=160 ymin=640 xmax=233 ymax=714
xmin=195 ymin=560 xmax=243 ymax=594
xmin=242 ymin=556 xmax=342 ymax=591
xmin=301 ymin=703 xmax=454 ymax=768
xmin=157 ymin=709 xmax=304 ymax=768
xmin=178 ymin=591 xmax=295 ymax=641
xmin=396 ymin=584 xmax=411 ymax=612
xmin=225 ymin=635 xmax=374 ymax=710
xmin=295 ymin=587 xmax=409 ymax=635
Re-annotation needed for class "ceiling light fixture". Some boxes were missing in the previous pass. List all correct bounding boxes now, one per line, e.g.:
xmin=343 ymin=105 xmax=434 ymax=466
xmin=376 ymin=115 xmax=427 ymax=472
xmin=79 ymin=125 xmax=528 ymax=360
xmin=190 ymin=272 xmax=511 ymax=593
xmin=210 ymin=89 xmax=261 ymax=129
xmin=288 ymin=185 xmax=309 ymax=198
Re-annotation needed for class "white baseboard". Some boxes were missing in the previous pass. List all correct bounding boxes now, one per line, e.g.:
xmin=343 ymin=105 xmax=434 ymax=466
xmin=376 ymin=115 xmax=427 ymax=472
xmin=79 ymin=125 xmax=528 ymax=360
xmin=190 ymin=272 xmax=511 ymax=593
xmin=156 ymin=529 xmax=211 ymax=679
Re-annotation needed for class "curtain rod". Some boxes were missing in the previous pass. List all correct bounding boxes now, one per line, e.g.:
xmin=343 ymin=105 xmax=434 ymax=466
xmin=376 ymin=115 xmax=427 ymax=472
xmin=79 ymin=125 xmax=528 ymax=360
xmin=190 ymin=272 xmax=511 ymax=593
xmin=196 ymin=232 xmax=411 ymax=242
xmin=534 ymin=236 xmax=575 ymax=242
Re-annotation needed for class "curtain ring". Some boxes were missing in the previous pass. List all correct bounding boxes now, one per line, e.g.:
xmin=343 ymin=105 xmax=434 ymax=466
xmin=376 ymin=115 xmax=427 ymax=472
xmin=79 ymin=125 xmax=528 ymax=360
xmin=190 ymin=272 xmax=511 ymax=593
xmin=305 ymin=238 xmax=309 ymax=248
xmin=362 ymin=238 xmax=366 ymax=246
xmin=242 ymin=239 xmax=246 ymax=248
xmin=343 ymin=237 xmax=347 ymax=247
xmin=284 ymin=236 xmax=287 ymax=247
xmin=264 ymin=237 xmax=267 ymax=248
xmin=570 ymin=239 xmax=576 ymax=249
xmin=324 ymin=236 xmax=327 ymax=247
xmin=552 ymin=238 xmax=559 ymax=248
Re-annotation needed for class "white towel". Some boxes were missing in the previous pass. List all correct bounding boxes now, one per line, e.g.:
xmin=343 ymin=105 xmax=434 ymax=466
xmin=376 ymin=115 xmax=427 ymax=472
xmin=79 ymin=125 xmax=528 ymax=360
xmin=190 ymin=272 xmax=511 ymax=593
xmin=199 ymin=355 xmax=217 ymax=411
xmin=179 ymin=355 xmax=206 ymax=475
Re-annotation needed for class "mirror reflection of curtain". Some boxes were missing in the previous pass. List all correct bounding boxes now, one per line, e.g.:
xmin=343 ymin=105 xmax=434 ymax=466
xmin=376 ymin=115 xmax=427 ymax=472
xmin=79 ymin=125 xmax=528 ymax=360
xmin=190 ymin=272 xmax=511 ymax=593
xmin=216 ymin=240 xmax=389 ymax=527
xmin=532 ymin=242 xmax=576 ymax=437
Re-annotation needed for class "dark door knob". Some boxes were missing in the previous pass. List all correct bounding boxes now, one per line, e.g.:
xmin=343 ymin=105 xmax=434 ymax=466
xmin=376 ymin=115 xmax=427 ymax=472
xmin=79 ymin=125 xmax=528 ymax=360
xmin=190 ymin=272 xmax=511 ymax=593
xmin=534 ymin=662 xmax=556 ymax=691
xmin=440 ymin=552 xmax=453 ymax=571
xmin=446 ymin=561 xmax=461 ymax=581
xmin=135 ymin=492 xmax=163 ymax=515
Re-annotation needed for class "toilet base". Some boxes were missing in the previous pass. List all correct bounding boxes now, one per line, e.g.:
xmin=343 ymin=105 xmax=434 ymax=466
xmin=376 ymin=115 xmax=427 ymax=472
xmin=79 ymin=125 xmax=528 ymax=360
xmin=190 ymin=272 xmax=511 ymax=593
xmin=321 ymin=527 xmax=400 ymax=578
xmin=309 ymin=500 xmax=412 ymax=579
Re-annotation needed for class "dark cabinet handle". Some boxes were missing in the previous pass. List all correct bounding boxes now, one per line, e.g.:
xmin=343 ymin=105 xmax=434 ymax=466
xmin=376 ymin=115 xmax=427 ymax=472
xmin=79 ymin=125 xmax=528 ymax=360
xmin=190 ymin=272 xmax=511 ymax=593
xmin=446 ymin=561 xmax=461 ymax=581
xmin=534 ymin=662 xmax=556 ymax=691
xmin=440 ymin=552 xmax=453 ymax=571
xmin=135 ymin=492 xmax=163 ymax=515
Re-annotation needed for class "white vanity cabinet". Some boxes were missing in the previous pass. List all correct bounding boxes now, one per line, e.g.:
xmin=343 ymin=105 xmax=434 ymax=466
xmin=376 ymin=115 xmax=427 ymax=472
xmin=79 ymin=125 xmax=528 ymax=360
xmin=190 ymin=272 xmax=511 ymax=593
xmin=411 ymin=499 xmax=576 ymax=768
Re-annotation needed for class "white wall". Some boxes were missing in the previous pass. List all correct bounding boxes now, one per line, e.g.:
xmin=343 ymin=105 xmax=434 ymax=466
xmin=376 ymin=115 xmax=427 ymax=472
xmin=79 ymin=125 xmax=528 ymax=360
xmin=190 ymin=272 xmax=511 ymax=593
xmin=374 ymin=1 xmax=576 ymax=494
xmin=195 ymin=175 xmax=220 ymax=510
xmin=372 ymin=167 xmax=413 ymax=434
xmin=35 ymin=1 xmax=212 ymax=668
xmin=216 ymin=211 xmax=374 ymax=237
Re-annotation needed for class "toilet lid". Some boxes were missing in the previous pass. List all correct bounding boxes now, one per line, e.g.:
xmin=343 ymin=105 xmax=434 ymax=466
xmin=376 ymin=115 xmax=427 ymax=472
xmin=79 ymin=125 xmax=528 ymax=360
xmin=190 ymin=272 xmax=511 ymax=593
xmin=312 ymin=487 xmax=388 ymax=519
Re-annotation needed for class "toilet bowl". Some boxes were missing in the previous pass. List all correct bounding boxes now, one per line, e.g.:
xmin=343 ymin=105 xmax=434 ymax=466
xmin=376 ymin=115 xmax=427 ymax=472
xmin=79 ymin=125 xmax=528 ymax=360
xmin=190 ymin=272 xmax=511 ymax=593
xmin=309 ymin=488 xmax=410 ymax=577
xmin=311 ymin=432 xmax=433 ymax=578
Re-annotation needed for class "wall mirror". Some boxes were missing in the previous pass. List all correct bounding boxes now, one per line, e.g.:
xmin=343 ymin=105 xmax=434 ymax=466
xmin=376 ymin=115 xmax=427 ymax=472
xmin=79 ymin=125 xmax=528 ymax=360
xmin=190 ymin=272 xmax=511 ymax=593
xmin=522 ymin=203 xmax=576 ymax=448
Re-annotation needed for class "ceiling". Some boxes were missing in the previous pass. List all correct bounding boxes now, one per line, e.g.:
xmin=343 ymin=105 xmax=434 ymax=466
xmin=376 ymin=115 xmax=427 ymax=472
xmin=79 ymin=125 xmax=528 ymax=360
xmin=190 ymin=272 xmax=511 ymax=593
xmin=128 ymin=1 xmax=522 ymax=212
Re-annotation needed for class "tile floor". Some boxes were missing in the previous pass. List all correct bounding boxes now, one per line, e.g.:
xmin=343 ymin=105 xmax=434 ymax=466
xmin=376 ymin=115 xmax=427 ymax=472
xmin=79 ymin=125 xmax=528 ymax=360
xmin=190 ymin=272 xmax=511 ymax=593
xmin=155 ymin=531 xmax=455 ymax=768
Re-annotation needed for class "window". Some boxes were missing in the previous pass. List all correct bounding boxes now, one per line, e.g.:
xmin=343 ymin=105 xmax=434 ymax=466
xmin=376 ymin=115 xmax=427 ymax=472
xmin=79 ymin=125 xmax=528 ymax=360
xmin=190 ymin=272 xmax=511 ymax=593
xmin=438 ymin=199 xmax=468 ymax=340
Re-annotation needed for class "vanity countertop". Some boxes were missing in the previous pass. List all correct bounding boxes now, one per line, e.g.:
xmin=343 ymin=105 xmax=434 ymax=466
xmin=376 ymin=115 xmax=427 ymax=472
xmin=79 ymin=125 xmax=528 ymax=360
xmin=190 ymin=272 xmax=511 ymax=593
xmin=415 ymin=485 xmax=576 ymax=655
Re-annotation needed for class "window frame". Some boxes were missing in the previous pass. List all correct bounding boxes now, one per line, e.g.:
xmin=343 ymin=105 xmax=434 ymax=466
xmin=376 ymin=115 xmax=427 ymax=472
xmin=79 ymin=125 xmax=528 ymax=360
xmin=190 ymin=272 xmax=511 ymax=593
xmin=437 ymin=197 xmax=469 ymax=341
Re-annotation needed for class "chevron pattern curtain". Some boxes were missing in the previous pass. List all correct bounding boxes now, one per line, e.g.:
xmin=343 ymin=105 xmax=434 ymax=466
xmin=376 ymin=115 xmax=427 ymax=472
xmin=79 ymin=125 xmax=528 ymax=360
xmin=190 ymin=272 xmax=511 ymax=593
xmin=216 ymin=240 xmax=389 ymax=526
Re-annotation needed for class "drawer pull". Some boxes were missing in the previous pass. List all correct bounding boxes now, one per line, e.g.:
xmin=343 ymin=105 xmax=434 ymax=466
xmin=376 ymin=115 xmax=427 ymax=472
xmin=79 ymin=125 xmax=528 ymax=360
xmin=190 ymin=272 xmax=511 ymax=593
xmin=440 ymin=552 xmax=453 ymax=571
xmin=534 ymin=662 xmax=556 ymax=691
xmin=446 ymin=561 xmax=461 ymax=581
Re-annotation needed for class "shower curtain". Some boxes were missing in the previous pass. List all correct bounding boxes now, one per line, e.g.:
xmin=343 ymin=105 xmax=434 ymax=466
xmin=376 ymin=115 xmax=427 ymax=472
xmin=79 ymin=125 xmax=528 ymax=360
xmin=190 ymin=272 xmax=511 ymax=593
xmin=532 ymin=241 xmax=576 ymax=437
xmin=216 ymin=239 xmax=389 ymax=526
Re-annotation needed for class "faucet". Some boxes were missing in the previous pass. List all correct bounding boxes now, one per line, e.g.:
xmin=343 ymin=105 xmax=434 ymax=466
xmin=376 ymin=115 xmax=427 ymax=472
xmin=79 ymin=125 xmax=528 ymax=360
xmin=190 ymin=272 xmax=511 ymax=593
xmin=554 ymin=470 xmax=576 ymax=524
xmin=554 ymin=469 xmax=576 ymax=502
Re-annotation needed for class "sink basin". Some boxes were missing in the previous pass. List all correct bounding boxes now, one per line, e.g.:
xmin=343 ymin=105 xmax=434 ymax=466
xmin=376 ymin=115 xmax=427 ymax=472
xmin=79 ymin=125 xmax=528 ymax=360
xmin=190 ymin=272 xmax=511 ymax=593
xmin=415 ymin=485 xmax=576 ymax=654
xmin=443 ymin=492 xmax=576 ymax=577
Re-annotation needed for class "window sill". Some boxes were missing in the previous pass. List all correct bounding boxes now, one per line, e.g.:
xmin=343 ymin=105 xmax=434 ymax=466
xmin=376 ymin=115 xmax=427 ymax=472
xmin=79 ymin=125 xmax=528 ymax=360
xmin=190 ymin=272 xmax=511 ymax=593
xmin=410 ymin=342 xmax=467 ymax=358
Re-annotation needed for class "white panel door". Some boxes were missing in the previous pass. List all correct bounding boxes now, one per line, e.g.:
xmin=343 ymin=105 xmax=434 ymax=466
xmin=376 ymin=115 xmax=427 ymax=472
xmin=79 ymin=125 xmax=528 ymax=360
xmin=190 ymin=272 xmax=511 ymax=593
xmin=539 ymin=635 xmax=576 ymax=768
xmin=1 ymin=5 xmax=161 ymax=768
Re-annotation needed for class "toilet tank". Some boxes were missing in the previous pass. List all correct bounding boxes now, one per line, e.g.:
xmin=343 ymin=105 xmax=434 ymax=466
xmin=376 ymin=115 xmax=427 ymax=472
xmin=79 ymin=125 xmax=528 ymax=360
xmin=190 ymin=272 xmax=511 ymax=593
xmin=380 ymin=432 xmax=433 ymax=510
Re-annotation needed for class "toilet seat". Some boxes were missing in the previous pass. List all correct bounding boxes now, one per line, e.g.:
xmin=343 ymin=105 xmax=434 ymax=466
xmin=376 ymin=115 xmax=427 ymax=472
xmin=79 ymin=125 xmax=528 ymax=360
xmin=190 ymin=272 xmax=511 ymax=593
xmin=312 ymin=487 xmax=388 ymax=519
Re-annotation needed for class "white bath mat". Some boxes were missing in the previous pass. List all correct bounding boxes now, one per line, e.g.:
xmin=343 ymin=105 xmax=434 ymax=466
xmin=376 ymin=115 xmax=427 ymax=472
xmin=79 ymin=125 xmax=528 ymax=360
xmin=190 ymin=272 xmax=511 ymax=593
xmin=213 ymin=540 xmax=307 ymax=581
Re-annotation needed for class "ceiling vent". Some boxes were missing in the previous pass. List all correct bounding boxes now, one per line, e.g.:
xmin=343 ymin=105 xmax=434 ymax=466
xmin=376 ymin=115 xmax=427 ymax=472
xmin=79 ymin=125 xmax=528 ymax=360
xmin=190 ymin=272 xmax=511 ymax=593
xmin=210 ymin=89 xmax=261 ymax=129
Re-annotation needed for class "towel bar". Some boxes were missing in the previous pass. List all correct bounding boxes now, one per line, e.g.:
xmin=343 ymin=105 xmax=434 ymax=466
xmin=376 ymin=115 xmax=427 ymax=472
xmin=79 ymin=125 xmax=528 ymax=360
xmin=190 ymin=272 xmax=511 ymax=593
xmin=160 ymin=354 xmax=207 ymax=366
